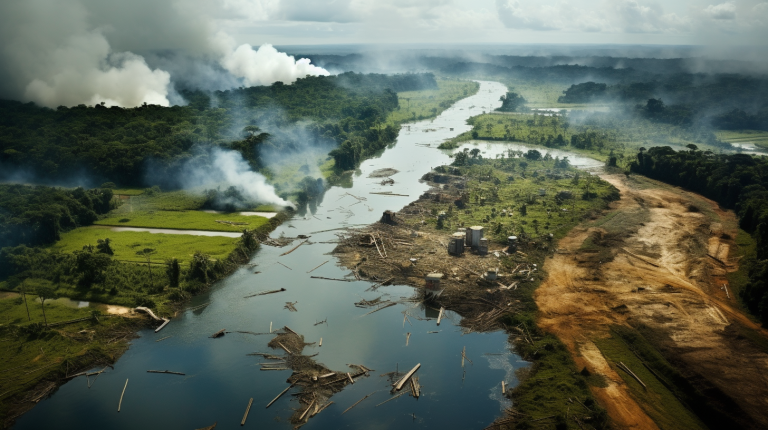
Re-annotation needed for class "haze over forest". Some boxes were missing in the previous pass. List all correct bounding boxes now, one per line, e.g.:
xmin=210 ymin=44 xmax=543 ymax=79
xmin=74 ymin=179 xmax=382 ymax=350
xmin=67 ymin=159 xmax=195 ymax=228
xmin=2 ymin=1 xmax=768 ymax=430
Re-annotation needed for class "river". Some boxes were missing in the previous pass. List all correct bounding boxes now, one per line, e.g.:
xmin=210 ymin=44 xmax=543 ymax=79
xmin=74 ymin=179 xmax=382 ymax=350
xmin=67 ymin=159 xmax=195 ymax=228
xmin=14 ymin=81 xmax=594 ymax=430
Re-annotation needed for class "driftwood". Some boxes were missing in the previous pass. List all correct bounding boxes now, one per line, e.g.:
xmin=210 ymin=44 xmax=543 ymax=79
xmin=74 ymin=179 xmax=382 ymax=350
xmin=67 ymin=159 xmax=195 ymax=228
xmin=362 ymin=302 xmax=397 ymax=316
xmin=307 ymin=260 xmax=329 ymax=273
xmin=155 ymin=336 xmax=172 ymax=342
xmin=147 ymin=370 xmax=185 ymax=375
xmin=241 ymin=398 xmax=253 ymax=426
xmin=370 ymin=192 xmax=409 ymax=197
xmin=393 ymin=363 xmax=421 ymax=391
xmin=311 ymin=276 xmax=355 ymax=282
xmin=266 ymin=383 xmax=296 ymax=408
xmin=211 ymin=329 xmax=226 ymax=338
xmin=376 ymin=391 xmax=407 ymax=406
xmin=280 ymin=239 xmax=308 ymax=256
xmin=118 ymin=379 xmax=128 ymax=412
xmin=244 ymin=288 xmax=286 ymax=298
xmin=437 ymin=307 xmax=445 ymax=325
xmin=342 ymin=391 xmax=376 ymax=415
xmin=276 ymin=261 xmax=292 ymax=270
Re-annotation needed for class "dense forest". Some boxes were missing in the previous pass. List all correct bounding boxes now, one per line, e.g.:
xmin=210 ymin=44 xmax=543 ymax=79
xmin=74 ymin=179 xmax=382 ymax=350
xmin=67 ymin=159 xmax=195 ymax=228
xmin=0 ymin=72 xmax=437 ymax=186
xmin=630 ymin=148 xmax=768 ymax=323
xmin=0 ymin=185 xmax=113 ymax=249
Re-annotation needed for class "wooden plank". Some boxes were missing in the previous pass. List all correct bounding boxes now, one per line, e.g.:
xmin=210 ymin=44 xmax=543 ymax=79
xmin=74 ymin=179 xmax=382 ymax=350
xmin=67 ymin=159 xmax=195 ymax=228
xmin=265 ymin=383 xmax=295 ymax=408
xmin=437 ymin=307 xmax=445 ymax=326
xmin=241 ymin=398 xmax=253 ymax=426
xmin=307 ymin=260 xmax=329 ymax=273
xmin=393 ymin=363 xmax=421 ymax=391
xmin=117 ymin=379 xmax=128 ymax=412
xmin=280 ymin=239 xmax=308 ymax=256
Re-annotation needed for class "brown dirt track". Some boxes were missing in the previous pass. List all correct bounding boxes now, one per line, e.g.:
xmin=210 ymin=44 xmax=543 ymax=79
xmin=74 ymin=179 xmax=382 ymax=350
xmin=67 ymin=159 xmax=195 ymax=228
xmin=536 ymin=174 xmax=768 ymax=430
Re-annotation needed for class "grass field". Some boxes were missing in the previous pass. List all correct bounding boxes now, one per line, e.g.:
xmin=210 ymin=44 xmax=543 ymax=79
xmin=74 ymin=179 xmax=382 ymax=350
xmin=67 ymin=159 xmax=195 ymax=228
xmin=49 ymin=228 xmax=239 ymax=263
xmin=111 ymin=188 xmax=144 ymax=196
xmin=386 ymin=78 xmax=480 ymax=126
xmin=96 ymin=210 xmax=269 ymax=232
xmin=715 ymin=129 xmax=768 ymax=149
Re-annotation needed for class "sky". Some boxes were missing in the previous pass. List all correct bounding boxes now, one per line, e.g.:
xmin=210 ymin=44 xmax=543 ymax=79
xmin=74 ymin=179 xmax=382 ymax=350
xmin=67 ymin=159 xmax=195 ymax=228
xmin=220 ymin=0 xmax=768 ymax=46
xmin=1 ymin=0 xmax=767 ymax=108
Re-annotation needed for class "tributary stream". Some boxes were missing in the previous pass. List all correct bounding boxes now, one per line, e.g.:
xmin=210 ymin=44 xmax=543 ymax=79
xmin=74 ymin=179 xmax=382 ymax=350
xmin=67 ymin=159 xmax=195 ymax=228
xmin=15 ymin=81 xmax=601 ymax=430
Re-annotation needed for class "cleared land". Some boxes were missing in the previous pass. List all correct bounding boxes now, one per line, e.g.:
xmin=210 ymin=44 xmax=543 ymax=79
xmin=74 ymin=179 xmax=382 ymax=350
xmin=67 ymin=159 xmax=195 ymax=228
xmin=536 ymin=174 xmax=768 ymax=430
xmin=95 ymin=210 xmax=270 ymax=232
xmin=715 ymin=129 xmax=768 ymax=149
xmin=49 ymin=228 xmax=239 ymax=264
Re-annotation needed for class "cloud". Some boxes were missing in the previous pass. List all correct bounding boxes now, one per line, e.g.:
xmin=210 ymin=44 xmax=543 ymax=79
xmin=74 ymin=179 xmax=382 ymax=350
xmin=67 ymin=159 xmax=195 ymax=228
xmin=495 ymin=0 xmax=561 ymax=31
xmin=703 ymin=2 xmax=737 ymax=20
xmin=276 ymin=0 xmax=361 ymax=22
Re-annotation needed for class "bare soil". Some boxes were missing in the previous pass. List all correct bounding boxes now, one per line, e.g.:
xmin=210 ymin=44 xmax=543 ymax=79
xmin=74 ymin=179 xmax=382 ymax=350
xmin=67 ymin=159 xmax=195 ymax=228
xmin=536 ymin=174 xmax=768 ymax=430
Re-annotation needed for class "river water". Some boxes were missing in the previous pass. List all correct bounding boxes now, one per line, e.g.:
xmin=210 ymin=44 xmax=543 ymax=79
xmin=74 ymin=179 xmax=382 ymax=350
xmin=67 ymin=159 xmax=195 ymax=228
xmin=14 ymin=81 xmax=594 ymax=430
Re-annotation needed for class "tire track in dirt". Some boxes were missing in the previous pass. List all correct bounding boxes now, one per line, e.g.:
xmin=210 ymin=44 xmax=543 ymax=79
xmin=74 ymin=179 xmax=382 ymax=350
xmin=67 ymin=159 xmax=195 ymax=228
xmin=536 ymin=174 xmax=768 ymax=430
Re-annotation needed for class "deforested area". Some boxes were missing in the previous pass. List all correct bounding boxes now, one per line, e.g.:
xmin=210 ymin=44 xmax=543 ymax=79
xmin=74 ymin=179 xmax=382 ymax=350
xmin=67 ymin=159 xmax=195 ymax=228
xmin=3 ymin=1 xmax=768 ymax=428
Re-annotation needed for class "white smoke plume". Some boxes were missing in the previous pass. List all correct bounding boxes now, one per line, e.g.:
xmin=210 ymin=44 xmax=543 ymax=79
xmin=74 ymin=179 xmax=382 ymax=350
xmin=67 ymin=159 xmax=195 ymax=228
xmin=0 ymin=0 xmax=329 ymax=108
xmin=184 ymin=148 xmax=291 ymax=208
xmin=214 ymin=33 xmax=330 ymax=86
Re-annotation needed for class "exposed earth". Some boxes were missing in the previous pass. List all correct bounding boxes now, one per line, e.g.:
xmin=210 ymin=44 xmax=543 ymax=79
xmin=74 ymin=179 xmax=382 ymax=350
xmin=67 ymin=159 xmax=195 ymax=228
xmin=536 ymin=174 xmax=768 ymax=430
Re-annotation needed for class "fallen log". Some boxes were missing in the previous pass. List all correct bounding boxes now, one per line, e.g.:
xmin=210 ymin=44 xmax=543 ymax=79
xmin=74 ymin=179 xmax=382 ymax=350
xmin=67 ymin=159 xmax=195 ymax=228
xmin=437 ymin=307 xmax=445 ymax=326
xmin=280 ymin=239 xmax=308 ymax=256
xmin=342 ymin=392 xmax=375 ymax=415
xmin=244 ymin=288 xmax=286 ymax=298
xmin=393 ymin=363 xmax=421 ymax=391
xmin=265 ymin=383 xmax=295 ymax=408
xmin=311 ymin=276 xmax=355 ymax=282
xmin=117 ymin=379 xmax=128 ymax=412
xmin=241 ymin=398 xmax=253 ymax=426
xmin=376 ymin=391 xmax=407 ymax=406
xmin=211 ymin=329 xmax=226 ymax=338
xmin=147 ymin=370 xmax=185 ymax=375
xmin=307 ymin=260 xmax=329 ymax=273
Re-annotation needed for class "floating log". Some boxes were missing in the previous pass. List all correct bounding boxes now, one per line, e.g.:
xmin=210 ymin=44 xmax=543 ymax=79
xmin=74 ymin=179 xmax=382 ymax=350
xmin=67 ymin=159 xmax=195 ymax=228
xmin=501 ymin=381 xmax=506 ymax=394
xmin=155 ymin=336 xmax=172 ymax=342
xmin=283 ymin=326 xmax=299 ymax=336
xmin=376 ymin=391 xmax=407 ymax=407
xmin=307 ymin=260 xmax=329 ymax=273
xmin=155 ymin=319 xmax=170 ymax=333
xmin=241 ymin=398 xmax=253 ymax=426
xmin=406 ymin=332 xmax=411 ymax=346
xmin=370 ymin=192 xmax=409 ymax=197
xmin=276 ymin=261 xmax=292 ymax=270
xmin=310 ymin=276 xmax=355 ymax=282
xmin=244 ymin=288 xmax=286 ymax=298
xmin=277 ymin=342 xmax=292 ymax=354
xmin=319 ymin=337 xmax=323 ymax=347
xmin=411 ymin=376 xmax=421 ymax=398
xmin=437 ymin=307 xmax=445 ymax=326
xmin=260 ymin=367 xmax=288 ymax=371
xmin=280 ymin=239 xmax=308 ymax=256
xmin=211 ymin=329 xmax=226 ymax=338
xmin=347 ymin=372 xmax=354 ymax=384
xmin=342 ymin=392 xmax=375 ymax=415
xmin=299 ymin=400 xmax=315 ymax=422
xmin=312 ymin=401 xmax=334 ymax=417
xmin=147 ymin=370 xmax=185 ymax=375
xmin=318 ymin=372 xmax=335 ymax=379
xmin=195 ymin=423 xmax=217 ymax=430
xmin=393 ymin=363 xmax=421 ymax=391
xmin=265 ymin=383 xmax=295 ymax=408
xmin=362 ymin=302 xmax=397 ymax=317
xmin=117 ymin=379 xmax=128 ymax=412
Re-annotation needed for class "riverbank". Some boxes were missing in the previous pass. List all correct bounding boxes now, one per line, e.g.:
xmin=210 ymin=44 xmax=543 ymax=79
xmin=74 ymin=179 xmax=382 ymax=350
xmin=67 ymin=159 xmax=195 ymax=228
xmin=332 ymin=156 xmax=618 ymax=429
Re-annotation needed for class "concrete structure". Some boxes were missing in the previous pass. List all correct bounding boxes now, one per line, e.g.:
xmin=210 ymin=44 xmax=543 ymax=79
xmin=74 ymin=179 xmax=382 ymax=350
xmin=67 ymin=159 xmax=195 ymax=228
xmin=469 ymin=226 xmax=484 ymax=248
xmin=478 ymin=237 xmax=489 ymax=256
xmin=484 ymin=268 xmax=498 ymax=281
xmin=507 ymin=236 xmax=518 ymax=252
xmin=425 ymin=273 xmax=443 ymax=291
xmin=448 ymin=232 xmax=466 ymax=255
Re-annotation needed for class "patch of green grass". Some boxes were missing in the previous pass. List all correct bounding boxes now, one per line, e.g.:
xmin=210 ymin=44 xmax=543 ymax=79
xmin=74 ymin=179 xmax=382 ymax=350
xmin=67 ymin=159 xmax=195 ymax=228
xmin=251 ymin=204 xmax=278 ymax=212
xmin=116 ymin=190 xmax=207 ymax=211
xmin=386 ymin=79 xmax=480 ymax=126
xmin=95 ymin=210 xmax=269 ymax=232
xmin=593 ymin=328 xmax=707 ymax=430
xmin=727 ymin=228 xmax=758 ymax=316
xmin=111 ymin=188 xmax=144 ymax=196
xmin=49 ymin=227 xmax=239 ymax=263
xmin=715 ymin=129 xmax=768 ymax=149
xmin=0 ymin=295 xmax=141 ymax=421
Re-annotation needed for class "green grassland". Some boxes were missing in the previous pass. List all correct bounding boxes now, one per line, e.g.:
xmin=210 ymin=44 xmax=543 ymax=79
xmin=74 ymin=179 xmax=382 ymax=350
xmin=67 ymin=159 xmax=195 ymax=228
xmin=441 ymin=112 xmax=727 ymax=167
xmin=386 ymin=78 xmax=480 ymax=126
xmin=96 ymin=210 xmax=269 ymax=232
xmin=49 ymin=228 xmax=239 ymax=264
xmin=111 ymin=188 xmax=144 ymax=196
xmin=715 ymin=129 xmax=768 ymax=149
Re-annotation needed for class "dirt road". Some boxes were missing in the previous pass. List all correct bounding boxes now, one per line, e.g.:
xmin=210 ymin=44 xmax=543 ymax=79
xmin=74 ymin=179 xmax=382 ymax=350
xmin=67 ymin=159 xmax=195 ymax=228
xmin=536 ymin=174 xmax=768 ymax=430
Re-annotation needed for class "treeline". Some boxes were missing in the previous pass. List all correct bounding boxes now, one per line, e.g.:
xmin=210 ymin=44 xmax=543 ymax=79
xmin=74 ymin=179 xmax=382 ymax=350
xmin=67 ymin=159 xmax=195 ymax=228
xmin=0 ymin=72 xmax=437 ymax=186
xmin=0 ymin=184 xmax=113 ymax=249
xmin=558 ymin=76 xmax=768 ymax=130
xmin=630 ymin=147 xmax=768 ymax=324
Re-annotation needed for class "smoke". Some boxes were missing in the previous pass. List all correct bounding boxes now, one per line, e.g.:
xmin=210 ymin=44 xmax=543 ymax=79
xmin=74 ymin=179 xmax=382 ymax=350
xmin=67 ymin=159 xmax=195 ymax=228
xmin=180 ymin=148 xmax=291 ymax=209
xmin=214 ymin=33 xmax=330 ymax=87
xmin=0 ymin=0 xmax=330 ymax=108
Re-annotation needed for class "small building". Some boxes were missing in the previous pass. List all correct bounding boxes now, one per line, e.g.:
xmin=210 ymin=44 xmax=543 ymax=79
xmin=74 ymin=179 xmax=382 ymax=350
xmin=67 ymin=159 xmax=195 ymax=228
xmin=425 ymin=273 xmax=443 ymax=292
xmin=448 ymin=232 xmax=465 ymax=255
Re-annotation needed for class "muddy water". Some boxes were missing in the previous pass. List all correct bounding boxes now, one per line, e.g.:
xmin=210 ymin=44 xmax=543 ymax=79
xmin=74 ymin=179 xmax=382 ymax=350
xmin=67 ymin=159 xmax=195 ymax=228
xmin=15 ymin=82 xmax=594 ymax=430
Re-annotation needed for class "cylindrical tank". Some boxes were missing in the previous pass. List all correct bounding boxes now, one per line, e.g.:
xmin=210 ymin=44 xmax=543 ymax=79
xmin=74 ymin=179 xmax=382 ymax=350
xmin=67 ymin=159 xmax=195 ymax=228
xmin=478 ymin=237 xmax=489 ymax=255
xmin=449 ymin=232 xmax=465 ymax=255
xmin=507 ymin=236 xmax=518 ymax=252
xmin=470 ymin=226 xmax=484 ymax=248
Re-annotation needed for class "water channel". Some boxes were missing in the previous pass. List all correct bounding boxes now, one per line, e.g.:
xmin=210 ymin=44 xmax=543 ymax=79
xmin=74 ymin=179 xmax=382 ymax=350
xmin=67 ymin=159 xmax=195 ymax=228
xmin=15 ymin=81 xmax=599 ymax=429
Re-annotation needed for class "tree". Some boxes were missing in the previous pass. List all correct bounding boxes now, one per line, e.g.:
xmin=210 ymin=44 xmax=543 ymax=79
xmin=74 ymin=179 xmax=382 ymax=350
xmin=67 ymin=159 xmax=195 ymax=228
xmin=20 ymin=281 xmax=31 ymax=321
xmin=166 ymin=258 xmax=180 ymax=289
xmin=35 ymin=284 xmax=56 ymax=326
xmin=96 ymin=238 xmax=113 ymax=255
xmin=136 ymin=248 xmax=157 ymax=283
xmin=524 ymin=150 xmax=542 ymax=161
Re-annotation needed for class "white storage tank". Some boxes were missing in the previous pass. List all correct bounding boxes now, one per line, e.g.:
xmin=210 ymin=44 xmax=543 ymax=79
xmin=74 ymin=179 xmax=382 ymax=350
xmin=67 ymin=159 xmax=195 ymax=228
xmin=469 ymin=226 xmax=484 ymax=248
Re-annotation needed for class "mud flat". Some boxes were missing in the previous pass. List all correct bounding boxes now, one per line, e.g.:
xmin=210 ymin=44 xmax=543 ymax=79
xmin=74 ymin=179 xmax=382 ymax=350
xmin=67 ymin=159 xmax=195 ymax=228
xmin=536 ymin=173 xmax=768 ymax=430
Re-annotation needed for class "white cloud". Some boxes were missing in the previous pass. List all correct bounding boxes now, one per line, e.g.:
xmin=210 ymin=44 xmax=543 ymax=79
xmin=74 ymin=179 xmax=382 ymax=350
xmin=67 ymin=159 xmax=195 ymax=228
xmin=703 ymin=2 xmax=737 ymax=20
xmin=276 ymin=0 xmax=361 ymax=22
